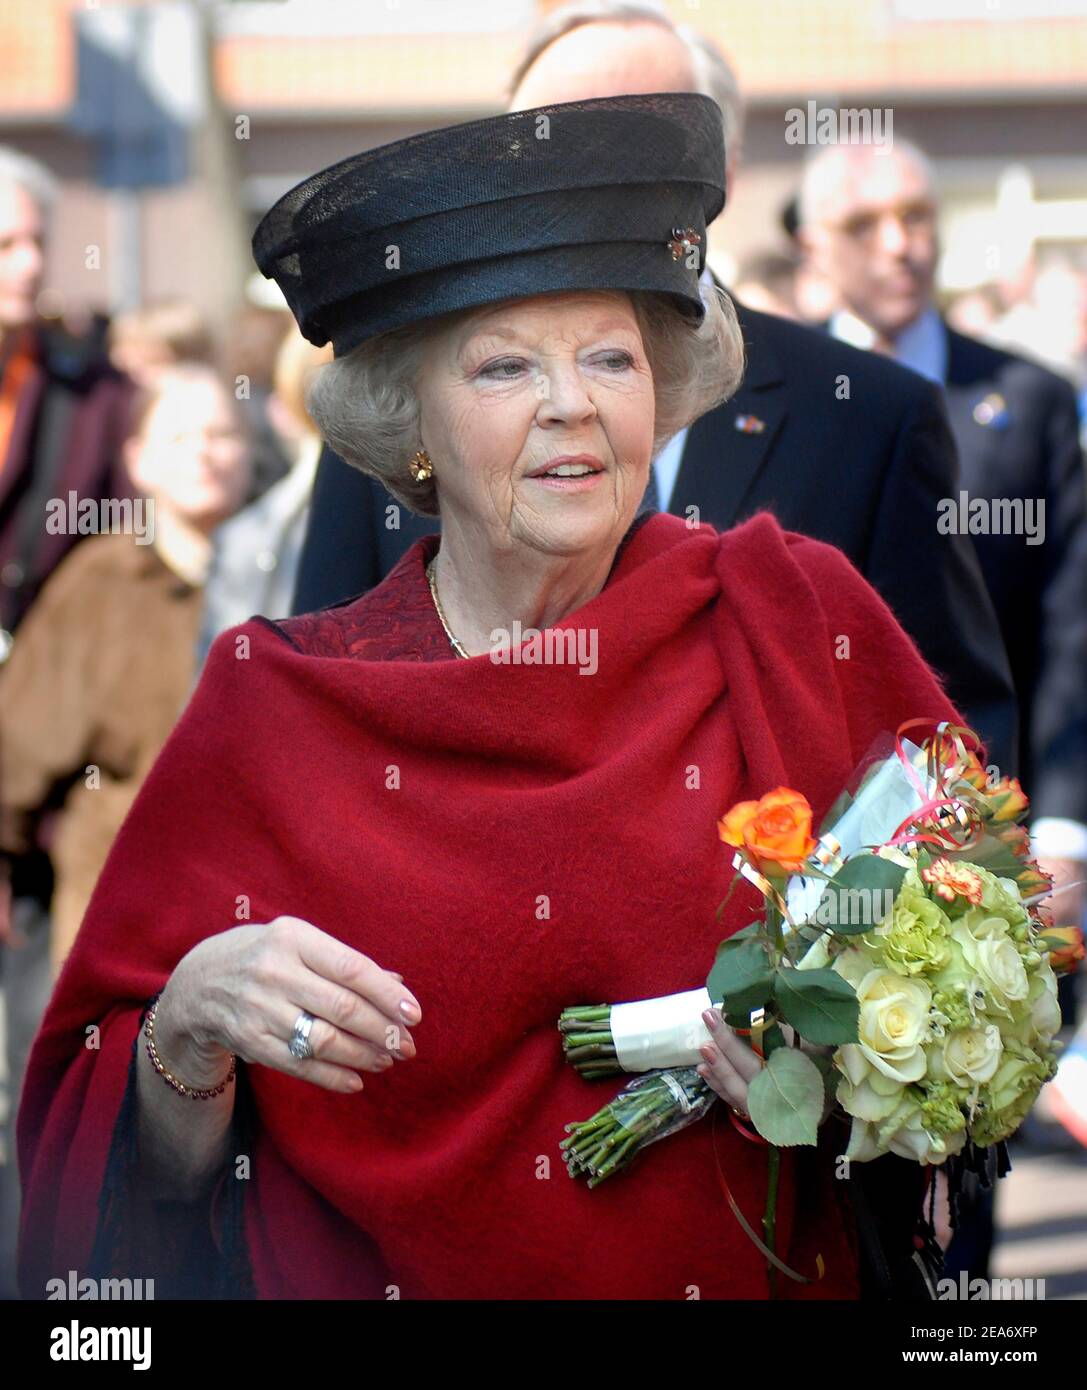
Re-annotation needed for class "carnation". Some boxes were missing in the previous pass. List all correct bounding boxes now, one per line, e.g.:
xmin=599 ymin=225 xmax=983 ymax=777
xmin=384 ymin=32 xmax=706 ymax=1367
xmin=931 ymin=985 xmax=977 ymax=1033
xmin=920 ymin=1080 xmax=968 ymax=1137
xmin=869 ymin=868 xmax=952 ymax=976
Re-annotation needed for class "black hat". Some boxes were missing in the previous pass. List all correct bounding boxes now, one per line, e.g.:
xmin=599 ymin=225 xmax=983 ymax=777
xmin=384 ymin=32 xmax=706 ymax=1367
xmin=252 ymin=92 xmax=725 ymax=357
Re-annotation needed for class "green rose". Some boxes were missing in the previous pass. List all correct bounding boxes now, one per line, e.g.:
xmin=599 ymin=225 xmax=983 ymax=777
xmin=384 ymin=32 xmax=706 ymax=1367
xmin=973 ymin=1058 xmax=1036 ymax=1147
xmin=972 ymin=1044 xmax=1056 ymax=1146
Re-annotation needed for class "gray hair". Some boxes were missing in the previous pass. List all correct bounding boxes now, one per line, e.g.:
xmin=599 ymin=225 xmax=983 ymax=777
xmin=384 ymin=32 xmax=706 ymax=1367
xmin=306 ymin=287 xmax=745 ymax=517
xmin=0 ymin=145 xmax=59 ymax=218
xmin=798 ymin=139 xmax=936 ymax=229
xmin=507 ymin=1 xmax=744 ymax=168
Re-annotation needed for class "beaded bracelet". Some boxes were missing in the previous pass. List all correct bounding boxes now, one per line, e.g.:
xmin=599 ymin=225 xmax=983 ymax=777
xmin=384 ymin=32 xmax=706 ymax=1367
xmin=143 ymin=993 xmax=236 ymax=1100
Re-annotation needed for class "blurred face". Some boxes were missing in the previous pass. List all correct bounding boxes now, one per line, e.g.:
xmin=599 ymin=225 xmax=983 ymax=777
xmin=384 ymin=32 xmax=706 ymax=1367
xmin=109 ymin=333 xmax=177 ymax=389
xmin=803 ymin=149 xmax=938 ymax=340
xmin=416 ymin=291 xmax=655 ymax=561
xmin=0 ymin=182 xmax=46 ymax=332
xmin=126 ymin=371 xmax=251 ymax=530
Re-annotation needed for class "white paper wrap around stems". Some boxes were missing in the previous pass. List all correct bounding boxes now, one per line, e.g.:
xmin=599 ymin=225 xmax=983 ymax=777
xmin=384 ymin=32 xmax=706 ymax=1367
xmin=610 ymin=987 xmax=718 ymax=1071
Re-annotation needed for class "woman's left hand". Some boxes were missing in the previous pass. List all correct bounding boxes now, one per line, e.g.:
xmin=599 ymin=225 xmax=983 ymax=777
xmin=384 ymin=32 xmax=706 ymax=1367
xmin=697 ymin=1010 xmax=833 ymax=1121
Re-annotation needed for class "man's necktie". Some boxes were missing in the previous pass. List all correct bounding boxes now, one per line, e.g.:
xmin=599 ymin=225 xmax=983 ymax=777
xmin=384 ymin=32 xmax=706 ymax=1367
xmin=636 ymin=465 xmax=661 ymax=516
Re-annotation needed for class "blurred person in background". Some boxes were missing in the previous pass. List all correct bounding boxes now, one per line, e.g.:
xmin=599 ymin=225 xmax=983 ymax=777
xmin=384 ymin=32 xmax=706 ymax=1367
xmin=989 ymin=260 xmax=1087 ymax=431
xmin=798 ymin=138 xmax=1087 ymax=1281
xmin=225 ymin=302 xmax=294 ymax=504
xmin=0 ymin=144 xmax=133 ymax=1295
xmin=779 ymin=192 xmax=840 ymax=323
xmin=196 ymin=330 xmax=331 ymax=667
xmin=0 ymin=361 xmax=252 ymax=976
xmin=0 ymin=146 xmax=133 ymax=650
xmin=0 ymin=361 xmax=249 ymax=1293
xmin=107 ymin=299 xmax=215 ymax=389
xmin=293 ymin=0 xmax=1017 ymax=795
xmin=798 ymin=140 xmax=1087 ymax=942
xmin=944 ymin=283 xmax=1006 ymax=342
xmin=731 ymin=248 xmax=801 ymax=321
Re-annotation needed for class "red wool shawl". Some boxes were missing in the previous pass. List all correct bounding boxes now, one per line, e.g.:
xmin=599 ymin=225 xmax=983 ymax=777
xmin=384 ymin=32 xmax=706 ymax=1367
xmin=18 ymin=512 xmax=959 ymax=1300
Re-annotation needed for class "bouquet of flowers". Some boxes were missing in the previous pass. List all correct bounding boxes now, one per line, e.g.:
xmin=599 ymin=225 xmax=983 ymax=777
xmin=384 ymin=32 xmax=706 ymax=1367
xmin=558 ymin=722 xmax=1081 ymax=1278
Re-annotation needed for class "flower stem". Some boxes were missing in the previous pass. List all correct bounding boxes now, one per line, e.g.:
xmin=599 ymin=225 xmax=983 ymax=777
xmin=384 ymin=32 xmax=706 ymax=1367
xmin=764 ymin=1144 xmax=781 ymax=1299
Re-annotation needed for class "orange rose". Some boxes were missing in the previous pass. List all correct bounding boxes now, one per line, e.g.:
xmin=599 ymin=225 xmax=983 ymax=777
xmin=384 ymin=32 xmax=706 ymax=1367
xmin=717 ymin=787 xmax=816 ymax=876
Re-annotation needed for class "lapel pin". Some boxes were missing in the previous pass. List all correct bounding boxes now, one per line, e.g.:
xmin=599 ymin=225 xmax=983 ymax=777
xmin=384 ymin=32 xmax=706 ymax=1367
xmin=734 ymin=414 xmax=766 ymax=434
xmin=667 ymin=226 xmax=701 ymax=262
xmin=973 ymin=392 xmax=1009 ymax=429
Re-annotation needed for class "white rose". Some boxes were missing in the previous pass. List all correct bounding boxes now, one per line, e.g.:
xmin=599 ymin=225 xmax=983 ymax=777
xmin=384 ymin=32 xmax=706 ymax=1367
xmin=844 ymin=1100 xmax=966 ymax=1166
xmin=887 ymin=1111 xmax=968 ymax=1165
xmin=836 ymin=1060 xmax=907 ymax=1122
xmin=956 ymin=915 xmax=1029 ymax=1019
xmin=940 ymin=1025 xmax=1003 ymax=1086
xmin=844 ymin=1116 xmax=883 ymax=1163
xmin=854 ymin=969 xmax=931 ymax=1084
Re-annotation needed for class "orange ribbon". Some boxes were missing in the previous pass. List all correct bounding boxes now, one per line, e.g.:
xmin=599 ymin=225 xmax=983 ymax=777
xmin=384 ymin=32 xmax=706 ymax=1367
xmin=710 ymin=1104 xmax=826 ymax=1289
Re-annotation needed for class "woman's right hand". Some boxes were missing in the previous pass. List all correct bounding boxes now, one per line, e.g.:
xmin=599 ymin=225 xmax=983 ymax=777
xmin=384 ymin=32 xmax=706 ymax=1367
xmin=152 ymin=915 xmax=421 ymax=1094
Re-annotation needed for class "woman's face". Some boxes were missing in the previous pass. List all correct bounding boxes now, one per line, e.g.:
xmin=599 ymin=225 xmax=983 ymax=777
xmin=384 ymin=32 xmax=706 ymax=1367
xmin=126 ymin=369 xmax=252 ymax=529
xmin=415 ymin=290 xmax=655 ymax=559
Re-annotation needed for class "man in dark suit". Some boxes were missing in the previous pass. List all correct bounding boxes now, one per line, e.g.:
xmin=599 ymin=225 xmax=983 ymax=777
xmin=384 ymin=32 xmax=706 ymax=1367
xmin=799 ymin=136 xmax=1087 ymax=1281
xmin=799 ymin=137 xmax=1087 ymax=937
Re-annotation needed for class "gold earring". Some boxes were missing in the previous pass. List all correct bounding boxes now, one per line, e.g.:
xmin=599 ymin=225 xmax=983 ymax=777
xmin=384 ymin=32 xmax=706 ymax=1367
xmin=408 ymin=449 xmax=433 ymax=482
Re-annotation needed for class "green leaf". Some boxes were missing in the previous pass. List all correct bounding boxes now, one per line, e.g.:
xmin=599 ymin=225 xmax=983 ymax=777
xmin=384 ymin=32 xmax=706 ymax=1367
xmin=746 ymin=1047 xmax=825 ymax=1147
xmin=706 ymin=938 xmax=773 ymax=1015
xmin=813 ymin=855 xmax=906 ymax=933
xmin=716 ymin=921 xmax=762 ymax=953
xmin=773 ymin=967 xmax=859 ymax=1046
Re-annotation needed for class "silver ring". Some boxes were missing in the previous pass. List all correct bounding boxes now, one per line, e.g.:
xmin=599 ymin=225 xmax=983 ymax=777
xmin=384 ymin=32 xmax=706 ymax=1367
xmin=288 ymin=1010 xmax=316 ymax=1060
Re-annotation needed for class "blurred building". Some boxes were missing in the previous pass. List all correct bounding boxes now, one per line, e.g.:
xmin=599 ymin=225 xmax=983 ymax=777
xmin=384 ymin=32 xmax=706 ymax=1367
xmin=1 ymin=0 xmax=1086 ymax=326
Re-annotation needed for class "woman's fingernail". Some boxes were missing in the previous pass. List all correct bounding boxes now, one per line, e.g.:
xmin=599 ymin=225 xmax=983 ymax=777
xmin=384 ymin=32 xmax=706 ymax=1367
xmin=400 ymin=999 xmax=420 ymax=1024
xmin=376 ymin=1054 xmax=394 ymax=1069
xmin=390 ymin=972 xmax=404 ymax=982
xmin=700 ymin=1043 xmax=716 ymax=1062
xmin=702 ymin=1009 xmax=717 ymax=1029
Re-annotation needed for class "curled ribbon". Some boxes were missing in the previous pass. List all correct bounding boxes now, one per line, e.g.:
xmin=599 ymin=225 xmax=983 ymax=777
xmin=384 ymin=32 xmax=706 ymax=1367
xmin=710 ymin=1104 xmax=826 ymax=1289
xmin=884 ymin=720 xmax=987 ymax=856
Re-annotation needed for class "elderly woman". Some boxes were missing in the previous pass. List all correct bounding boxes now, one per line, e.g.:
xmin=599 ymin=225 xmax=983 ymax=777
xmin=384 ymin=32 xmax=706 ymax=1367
xmin=17 ymin=95 xmax=957 ymax=1301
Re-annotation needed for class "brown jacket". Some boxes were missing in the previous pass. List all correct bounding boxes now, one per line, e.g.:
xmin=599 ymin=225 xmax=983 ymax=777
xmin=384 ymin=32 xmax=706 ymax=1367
xmin=0 ymin=532 xmax=202 ymax=968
